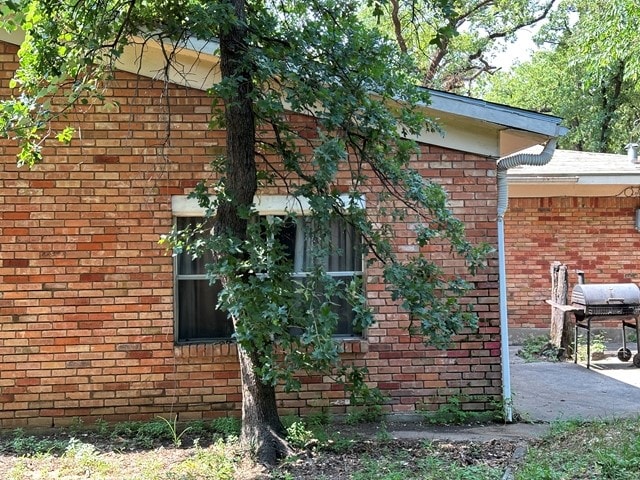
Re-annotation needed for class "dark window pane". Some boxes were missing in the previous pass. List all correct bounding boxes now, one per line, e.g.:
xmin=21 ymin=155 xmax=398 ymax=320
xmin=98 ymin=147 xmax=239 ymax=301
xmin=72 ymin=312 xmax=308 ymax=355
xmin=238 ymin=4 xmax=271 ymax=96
xmin=176 ymin=217 xmax=214 ymax=275
xmin=332 ymin=275 xmax=361 ymax=337
xmin=293 ymin=274 xmax=361 ymax=337
xmin=276 ymin=217 xmax=297 ymax=260
xmin=177 ymin=279 xmax=233 ymax=342
xmin=327 ymin=219 xmax=362 ymax=272
xmin=297 ymin=218 xmax=362 ymax=273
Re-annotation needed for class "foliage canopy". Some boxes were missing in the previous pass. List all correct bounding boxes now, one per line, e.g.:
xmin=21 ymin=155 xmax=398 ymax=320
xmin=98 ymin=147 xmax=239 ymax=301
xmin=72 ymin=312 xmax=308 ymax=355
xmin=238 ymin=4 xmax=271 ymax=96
xmin=480 ymin=0 xmax=640 ymax=153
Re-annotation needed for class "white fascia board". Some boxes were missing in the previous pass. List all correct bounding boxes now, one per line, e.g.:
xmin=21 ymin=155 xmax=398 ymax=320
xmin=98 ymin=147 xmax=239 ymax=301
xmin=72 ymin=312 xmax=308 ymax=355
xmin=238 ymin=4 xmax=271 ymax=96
xmin=508 ymin=174 xmax=640 ymax=198
xmin=510 ymin=174 xmax=640 ymax=186
xmin=575 ymin=174 xmax=640 ymax=185
xmin=508 ymin=176 xmax=580 ymax=184
xmin=509 ymin=182 xmax=633 ymax=198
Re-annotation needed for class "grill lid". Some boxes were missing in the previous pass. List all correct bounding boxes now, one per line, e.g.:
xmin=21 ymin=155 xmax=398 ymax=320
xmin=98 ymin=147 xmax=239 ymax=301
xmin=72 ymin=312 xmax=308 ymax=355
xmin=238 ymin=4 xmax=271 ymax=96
xmin=571 ymin=283 xmax=640 ymax=307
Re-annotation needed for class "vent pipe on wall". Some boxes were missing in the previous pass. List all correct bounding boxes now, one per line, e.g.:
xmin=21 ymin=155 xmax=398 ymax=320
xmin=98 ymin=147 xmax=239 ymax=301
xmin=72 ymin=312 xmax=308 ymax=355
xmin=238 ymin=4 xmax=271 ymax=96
xmin=496 ymin=138 xmax=558 ymax=423
xmin=626 ymin=143 xmax=639 ymax=164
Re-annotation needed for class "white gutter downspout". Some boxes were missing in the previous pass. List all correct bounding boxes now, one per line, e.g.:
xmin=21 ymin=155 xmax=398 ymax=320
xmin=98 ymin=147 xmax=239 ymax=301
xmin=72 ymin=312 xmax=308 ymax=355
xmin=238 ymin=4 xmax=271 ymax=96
xmin=496 ymin=138 xmax=558 ymax=422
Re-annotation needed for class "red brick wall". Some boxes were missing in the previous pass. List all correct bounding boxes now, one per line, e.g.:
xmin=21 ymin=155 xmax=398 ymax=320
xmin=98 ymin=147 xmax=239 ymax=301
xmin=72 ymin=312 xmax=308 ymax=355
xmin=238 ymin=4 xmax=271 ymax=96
xmin=0 ymin=40 xmax=500 ymax=428
xmin=505 ymin=196 xmax=639 ymax=331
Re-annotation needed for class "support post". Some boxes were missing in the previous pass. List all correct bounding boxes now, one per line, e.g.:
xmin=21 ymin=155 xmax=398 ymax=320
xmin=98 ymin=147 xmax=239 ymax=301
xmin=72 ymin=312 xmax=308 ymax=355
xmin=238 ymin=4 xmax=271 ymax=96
xmin=549 ymin=262 xmax=572 ymax=356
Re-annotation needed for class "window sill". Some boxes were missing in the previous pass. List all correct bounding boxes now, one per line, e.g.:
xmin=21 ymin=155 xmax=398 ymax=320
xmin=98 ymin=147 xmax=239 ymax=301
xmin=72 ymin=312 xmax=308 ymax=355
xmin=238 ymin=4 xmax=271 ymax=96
xmin=174 ymin=342 xmax=237 ymax=358
xmin=173 ymin=337 xmax=369 ymax=357
xmin=337 ymin=337 xmax=369 ymax=354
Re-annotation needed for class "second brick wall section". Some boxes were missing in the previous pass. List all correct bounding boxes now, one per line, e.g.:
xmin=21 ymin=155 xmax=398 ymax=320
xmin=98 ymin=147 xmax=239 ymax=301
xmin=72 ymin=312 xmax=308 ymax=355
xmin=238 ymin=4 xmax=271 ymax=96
xmin=505 ymin=196 xmax=640 ymax=330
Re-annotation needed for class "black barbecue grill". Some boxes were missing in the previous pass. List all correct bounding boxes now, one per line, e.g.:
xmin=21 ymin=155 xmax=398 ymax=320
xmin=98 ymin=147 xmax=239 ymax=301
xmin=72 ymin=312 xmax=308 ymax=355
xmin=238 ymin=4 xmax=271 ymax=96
xmin=571 ymin=283 xmax=640 ymax=368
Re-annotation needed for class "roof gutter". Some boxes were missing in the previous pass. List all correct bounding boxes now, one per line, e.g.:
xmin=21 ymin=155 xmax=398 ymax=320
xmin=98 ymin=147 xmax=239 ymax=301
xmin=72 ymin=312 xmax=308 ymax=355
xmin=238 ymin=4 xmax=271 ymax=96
xmin=496 ymin=138 xmax=558 ymax=422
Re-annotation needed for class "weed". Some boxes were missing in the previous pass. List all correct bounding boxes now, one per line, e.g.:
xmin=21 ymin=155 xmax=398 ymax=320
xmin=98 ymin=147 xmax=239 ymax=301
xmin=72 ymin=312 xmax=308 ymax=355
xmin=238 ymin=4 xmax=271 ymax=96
xmin=304 ymin=410 xmax=330 ymax=427
xmin=157 ymin=415 xmax=192 ymax=447
xmin=517 ymin=335 xmax=561 ymax=362
xmin=286 ymin=421 xmax=315 ymax=448
xmin=422 ymin=395 xmax=501 ymax=425
xmin=375 ymin=423 xmax=392 ymax=443
xmin=168 ymin=440 xmax=237 ymax=480
xmin=9 ymin=429 xmax=69 ymax=456
xmin=62 ymin=438 xmax=111 ymax=477
xmin=110 ymin=419 xmax=172 ymax=448
xmin=137 ymin=418 xmax=172 ymax=441
xmin=340 ymin=365 xmax=387 ymax=424
xmin=7 ymin=458 xmax=30 ymax=480
xmin=69 ymin=417 xmax=84 ymax=434
xmin=350 ymin=452 xmax=501 ymax=480
xmin=95 ymin=418 xmax=110 ymax=436
xmin=346 ymin=403 xmax=384 ymax=424
xmin=270 ymin=472 xmax=295 ymax=480
xmin=184 ymin=419 xmax=208 ymax=437
xmin=318 ymin=429 xmax=358 ymax=453
xmin=576 ymin=332 xmax=607 ymax=362
xmin=209 ymin=416 xmax=241 ymax=439
xmin=518 ymin=417 xmax=640 ymax=480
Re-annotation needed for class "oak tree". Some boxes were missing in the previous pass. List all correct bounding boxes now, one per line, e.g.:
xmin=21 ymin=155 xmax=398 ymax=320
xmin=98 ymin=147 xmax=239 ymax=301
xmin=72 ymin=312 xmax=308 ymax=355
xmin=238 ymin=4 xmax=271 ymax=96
xmin=1 ymin=0 xmax=488 ymax=465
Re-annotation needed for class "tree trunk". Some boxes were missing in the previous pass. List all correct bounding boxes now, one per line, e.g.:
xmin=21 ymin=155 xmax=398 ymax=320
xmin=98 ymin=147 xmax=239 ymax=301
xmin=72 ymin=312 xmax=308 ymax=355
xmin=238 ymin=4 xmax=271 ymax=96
xmin=237 ymin=347 xmax=292 ymax=465
xmin=549 ymin=262 xmax=572 ymax=356
xmin=218 ymin=0 xmax=289 ymax=466
xmin=597 ymin=60 xmax=625 ymax=152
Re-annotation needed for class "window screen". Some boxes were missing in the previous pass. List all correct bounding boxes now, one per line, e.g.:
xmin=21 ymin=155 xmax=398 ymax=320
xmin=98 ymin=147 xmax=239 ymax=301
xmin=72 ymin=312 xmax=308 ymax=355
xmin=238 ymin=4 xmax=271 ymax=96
xmin=174 ymin=215 xmax=363 ymax=343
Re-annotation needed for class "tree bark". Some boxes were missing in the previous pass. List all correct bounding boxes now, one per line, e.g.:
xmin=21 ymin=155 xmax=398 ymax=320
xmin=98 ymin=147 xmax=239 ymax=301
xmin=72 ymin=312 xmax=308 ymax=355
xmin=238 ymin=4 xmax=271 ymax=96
xmin=389 ymin=0 xmax=408 ymax=54
xmin=597 ymin=60 xmax=625 ymax=152
xmin=218 ymin=0 xmax=289 ymax=466
xmin=549 ymin=261 xmax=572 ymax=356
xmin=238 ymin=348 xmax=292 ymax=465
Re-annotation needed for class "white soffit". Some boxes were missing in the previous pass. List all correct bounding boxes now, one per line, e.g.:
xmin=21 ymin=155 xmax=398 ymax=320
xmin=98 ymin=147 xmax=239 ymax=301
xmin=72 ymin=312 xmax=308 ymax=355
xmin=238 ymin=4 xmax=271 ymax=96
xmin=416 ymin=110 xmax=501 ymax=157
xmin=115 ymin=37 xmax=220 ymax=90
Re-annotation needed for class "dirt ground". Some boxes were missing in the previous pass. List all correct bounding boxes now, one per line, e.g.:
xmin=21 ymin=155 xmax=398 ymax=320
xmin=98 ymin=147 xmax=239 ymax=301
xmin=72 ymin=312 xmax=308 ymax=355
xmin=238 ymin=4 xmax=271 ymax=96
xmin=275 ymin=437 xmax=518 ymax=479
xmin=0 ymin=422 xmax=523 ymax=480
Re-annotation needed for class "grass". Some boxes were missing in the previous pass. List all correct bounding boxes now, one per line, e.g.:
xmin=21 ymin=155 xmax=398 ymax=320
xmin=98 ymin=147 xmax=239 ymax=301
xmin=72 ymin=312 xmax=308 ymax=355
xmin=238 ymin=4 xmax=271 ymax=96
xmin=349 ymin=452 xmax=502 ymax=480
xmin=0 ymin=417 xmax=243 ymax=480
xmin=515 ymin=417 xmax=640 ymax=480
xmin=2 ymin=434 xmax=240 ymax=480
xmin=1 ymin=416 xmax=640 ymax=479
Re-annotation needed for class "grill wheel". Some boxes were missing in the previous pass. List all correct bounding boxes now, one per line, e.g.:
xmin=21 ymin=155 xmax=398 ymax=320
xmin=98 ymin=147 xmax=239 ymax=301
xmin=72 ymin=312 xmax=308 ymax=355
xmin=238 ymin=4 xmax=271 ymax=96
xmin=617 ymin=348 xmax=632 ymax=362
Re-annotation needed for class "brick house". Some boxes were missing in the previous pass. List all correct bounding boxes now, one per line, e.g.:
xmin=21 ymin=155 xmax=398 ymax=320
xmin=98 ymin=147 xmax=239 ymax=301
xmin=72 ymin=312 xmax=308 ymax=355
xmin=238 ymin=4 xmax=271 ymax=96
xmin=0 ymin=32 xmax=565 ymax=429
xmin=506 ymin=148 xmax=640 ymax=342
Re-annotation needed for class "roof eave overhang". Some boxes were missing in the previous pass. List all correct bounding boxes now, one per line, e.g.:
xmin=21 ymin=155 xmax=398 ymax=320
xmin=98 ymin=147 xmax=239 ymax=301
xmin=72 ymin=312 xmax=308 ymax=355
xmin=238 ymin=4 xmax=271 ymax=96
xmin=0 ymin=29 xmax=566 ymax=158
xmin=425 ymin=89 xmax=568 ymax=138
xmin=509 ymin=174 xmax=640 ymax=198
xmin=416 ymin=90 xmax=567 ymax=157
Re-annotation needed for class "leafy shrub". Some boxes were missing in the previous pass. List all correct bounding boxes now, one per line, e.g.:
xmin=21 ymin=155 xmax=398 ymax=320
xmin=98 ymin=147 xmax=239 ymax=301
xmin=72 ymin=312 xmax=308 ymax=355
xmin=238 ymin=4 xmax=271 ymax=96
xmin=518 ymin=335 xmax=561 ymax=362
